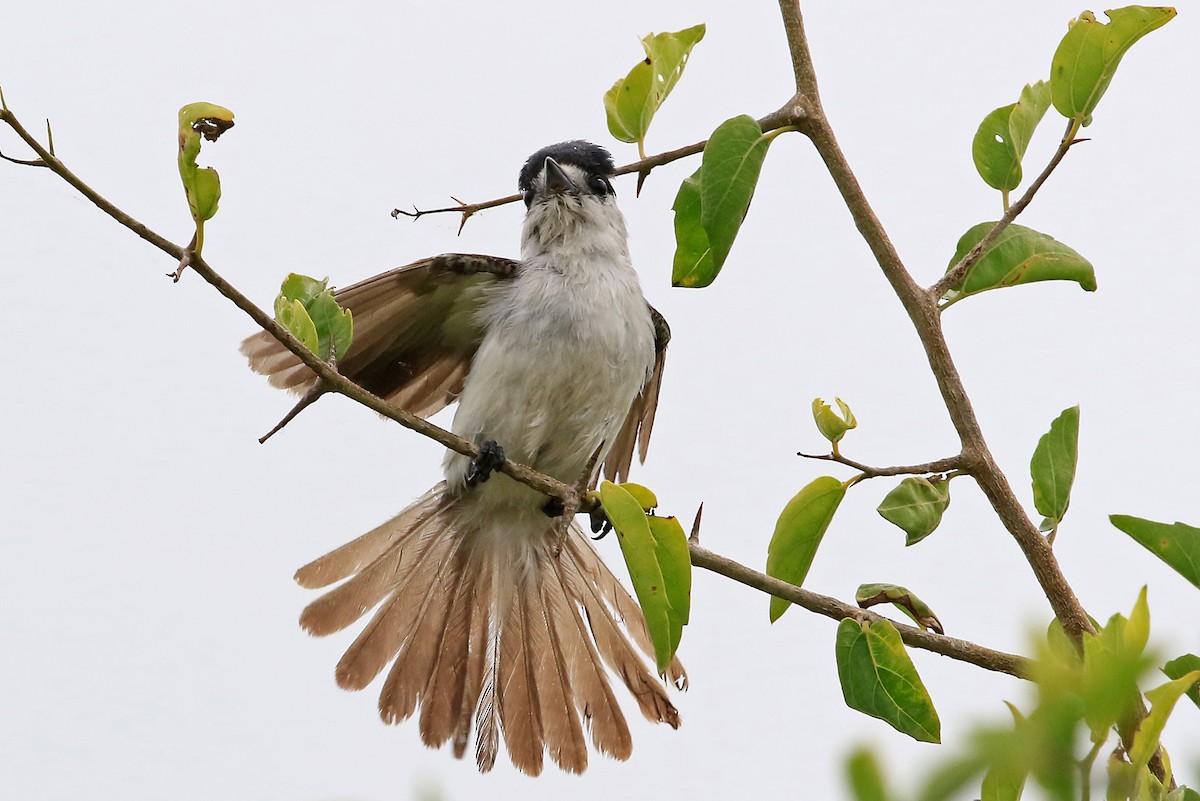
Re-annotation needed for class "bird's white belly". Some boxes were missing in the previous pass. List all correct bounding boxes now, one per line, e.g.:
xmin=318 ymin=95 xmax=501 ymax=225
xmin=443 ymin=265 xmax=653 ymax=513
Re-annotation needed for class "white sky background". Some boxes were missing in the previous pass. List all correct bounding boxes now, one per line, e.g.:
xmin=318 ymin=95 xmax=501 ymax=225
xmin=2 ymin=2 xmax=1198 ymax=799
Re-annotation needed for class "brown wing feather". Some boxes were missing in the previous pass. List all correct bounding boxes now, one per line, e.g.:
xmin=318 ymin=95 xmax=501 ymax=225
xmin=241 ymin=253 xmax=518 ymax=419
xmin=604 ymin=304 xmax=670 ymax=482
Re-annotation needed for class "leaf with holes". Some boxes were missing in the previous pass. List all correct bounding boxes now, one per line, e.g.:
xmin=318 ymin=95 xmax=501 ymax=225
xmin=972 ymin=81 xmax=1051 ymax=192
xmin=177 ymin=102 xmax=235 ymax=230
xmin=1051 ymin=7 xmax=1176 ymax=126
xmin=836 ymin=617 xmax=941 ymax=743
xmin=942 ymin=223 xmax=1095 ymax=304
xmin=766 ymin=476 xmax=846 ymax=621
xmin=604 ymin=24 xmax=705 ymax=148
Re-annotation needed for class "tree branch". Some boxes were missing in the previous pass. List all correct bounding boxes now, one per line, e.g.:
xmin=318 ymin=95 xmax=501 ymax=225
xmin=689 ymin=543 xmax=1032 ymax=679
xmin=389 ymin=107 xmax=799 ymax=229
xmin=797 ymin=451 xmax=963 ymax=479
xmin=0 ymin=105 xmax=575 ymax=506
xmin=774 ymin=0 xmax=1094 ymax=641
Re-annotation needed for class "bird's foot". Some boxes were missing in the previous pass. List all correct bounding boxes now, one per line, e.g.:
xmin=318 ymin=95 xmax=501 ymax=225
xmin=588 ymin=506 xmax=613 ymax=540
xmin=465 ymin=439 xmax=506 ymax=487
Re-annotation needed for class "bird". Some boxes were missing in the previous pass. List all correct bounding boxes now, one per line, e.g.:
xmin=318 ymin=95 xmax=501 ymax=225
xmin=240 ymin=140 xmax=685 ymax=775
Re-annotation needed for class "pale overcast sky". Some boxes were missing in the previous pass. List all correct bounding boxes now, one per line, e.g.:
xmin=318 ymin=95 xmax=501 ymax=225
xmin=3 ymin=3 xmax=1198 ymax=800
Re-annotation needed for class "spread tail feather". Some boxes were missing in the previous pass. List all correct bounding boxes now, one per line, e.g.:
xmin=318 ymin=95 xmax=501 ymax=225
xmin=298 ymin=484 xmax=682 ymax=774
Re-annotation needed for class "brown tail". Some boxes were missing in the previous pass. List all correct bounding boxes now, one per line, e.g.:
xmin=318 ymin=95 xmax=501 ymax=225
xmin=293 ymin=483 xmax=686 ymax=775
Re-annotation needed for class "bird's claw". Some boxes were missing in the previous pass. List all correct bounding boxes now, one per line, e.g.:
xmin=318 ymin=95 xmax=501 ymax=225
xmin=589 ymin=506 xmax=613 ymax=540
xmin=465 ymin=439 xmax=506 ymax=487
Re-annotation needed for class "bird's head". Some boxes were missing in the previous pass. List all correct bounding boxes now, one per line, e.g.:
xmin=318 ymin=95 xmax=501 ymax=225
xmin=517 ymin=141 xmax=625 ymax=256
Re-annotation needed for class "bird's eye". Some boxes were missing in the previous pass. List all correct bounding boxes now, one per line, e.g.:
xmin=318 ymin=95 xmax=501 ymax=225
xmin=523 ymin=188 xmax=535 ymax=208
xmin=588 ymin=175 xmax=612 ymax=197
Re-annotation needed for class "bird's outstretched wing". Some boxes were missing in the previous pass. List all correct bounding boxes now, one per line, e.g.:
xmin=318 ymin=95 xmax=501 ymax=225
xmin=242 ymin=253 xmax=670 ymax=476
xmin=241 ymin=253 xmax=518 ymax=419
xmin=603 ymin=306 xmax=669 ymax=483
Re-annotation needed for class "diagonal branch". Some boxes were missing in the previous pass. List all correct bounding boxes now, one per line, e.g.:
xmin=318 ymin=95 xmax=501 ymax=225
xmin=0 ymin=105 xmax=575 ymax=505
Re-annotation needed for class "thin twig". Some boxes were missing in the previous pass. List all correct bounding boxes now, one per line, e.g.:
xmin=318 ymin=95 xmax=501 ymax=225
xmin=690 ymin=543 xmax=1032 ymax=679
xmin=931 ymin=118 xmax=1085 ymax=301
xmin=388 ymin=107 xmax=799 ymax=229
xmin=797 ymin=451 xmax=963 ymax=479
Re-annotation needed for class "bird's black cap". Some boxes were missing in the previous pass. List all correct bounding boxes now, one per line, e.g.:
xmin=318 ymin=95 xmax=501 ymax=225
xmin=518 ymin=141 xmax=615 ymax=191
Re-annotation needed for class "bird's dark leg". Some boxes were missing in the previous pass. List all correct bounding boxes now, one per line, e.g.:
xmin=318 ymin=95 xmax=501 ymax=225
xmin=465 ymin=439 xmax=506 ymax=487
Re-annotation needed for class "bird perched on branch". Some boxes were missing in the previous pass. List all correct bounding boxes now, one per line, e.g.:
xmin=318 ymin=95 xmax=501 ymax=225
xmin=241 ymin=141 xmax=684 ymax=775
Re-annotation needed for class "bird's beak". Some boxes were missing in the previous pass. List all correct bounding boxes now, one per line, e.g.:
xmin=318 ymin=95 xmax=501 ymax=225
xmin=542 ymin=157 xmax=575 ymax=194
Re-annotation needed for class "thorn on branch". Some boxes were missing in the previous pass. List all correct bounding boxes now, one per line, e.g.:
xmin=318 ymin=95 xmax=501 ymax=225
xmin=689 ymin=503 xmax=704 ymax=545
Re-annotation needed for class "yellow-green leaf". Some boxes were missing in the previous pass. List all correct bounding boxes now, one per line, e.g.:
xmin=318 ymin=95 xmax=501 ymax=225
xmin=647 ymin=515 xmax=692 ymax=656
xmin=766 ymin=476 xmax=846 ymax=621
xmin=1050 ymin=7 xmax=1177 ymax=126
xmin=603 ymin=24 xmax=705 ymax=148
xmin=813 ymin=397 xmax=857 ymax=446
xmin=274 ymin=297 xmax=319 ymax=354
xmin=1130 ymin=670 xmax=1200 ymax=770
xmin=836 ymin=617 xmax=941 ymax=743
xmin=846 ymin=748 xmax=892 ymax=801
xmin=620 ymin=482 xmax=658 ymax=512
xmin=598 ymin=481 xmax=673 ymax=671
xmin=176 ymin=102 xmax=235 ymax=234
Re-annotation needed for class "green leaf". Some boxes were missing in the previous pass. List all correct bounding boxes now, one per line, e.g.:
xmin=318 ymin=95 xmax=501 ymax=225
xmin=972 ymin=81 xmax=1052 ymax=192
xmin=274 ymin=274 xmax=355 ymax=362
xmin=176 ymin=102 xmax=235 ymax=236
xmin=981 ymin=761 xmax=1027 ymax=801
xmin=813 ymin=397 xmax=857 ymax=446
xmin=846 ymin=748 xmax=891 ymax=801
xmin=669 ymin=166 xmax=714 ymax=287
xmin=1110 ymin=516 xmax=1200 ymax=589
xmin=274 ymin=297 xmax=319 ymax=354
xmin=619 ymin=482 xmax=658 ymax=512
xmin=765 ymin=476 xmax=846 ymax=622
xmin=943 ymin=222 xmax=1096 ymax=303
xmin=698 ymin=115 xmax=773 ymax=277
xmin=598 ymin=481 xmax=673 ymax=672
xmin=1030 ymin=405 xmax=1080 ymax=536
xmin=877 ymin=477 xmax=951 ymax=546
xmin=1050 ymin=7 xmax=1177 ymax=127
xmin=1130 ymin=670 xmax=1200 ymax=770
xmin=836 ymin=617 xmax=941 ymax=743
xmin=1124 ymin=585 xmax=1150 ymax=658
xmin=1162 ymin=654 xmax=1200 ymax=709
xmin=1166 ymin=787 xmax=1200 ymax=801
xmin=603 ymin=24 xmax=706 ymax=147
xmin=856 ymin=583 xmax=944 ymax=634
xmin=279 ymin=273 xmax=329 ymax=304
xmin=306 ymin=291 xmax=354 ymax=361
xmin=647 ymin=515 xmax=692 ymax=656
